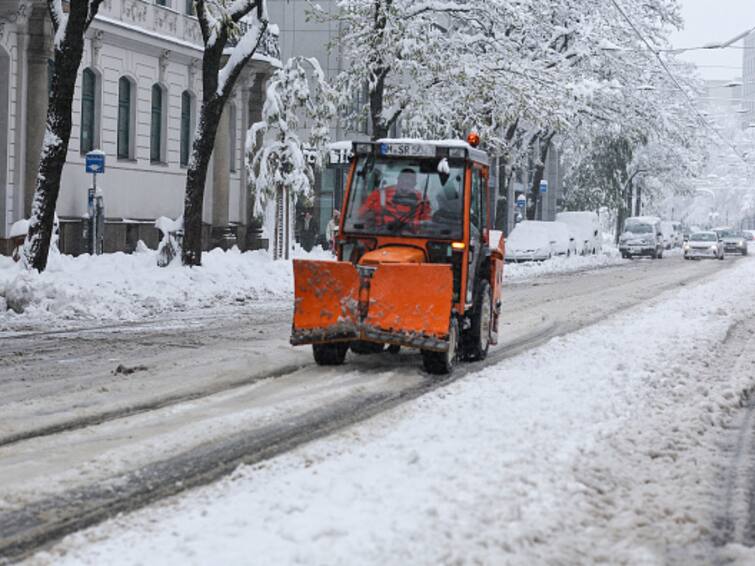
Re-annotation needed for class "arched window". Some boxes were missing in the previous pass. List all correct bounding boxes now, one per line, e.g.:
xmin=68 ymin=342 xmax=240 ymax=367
xmin=150 ymin=83 xmax=165 ymax=163
xmin=228 ymin=102 xmax=236 ymax=173
xmin=117 ymin=77 xmax=132 ymax=159
xmin=80 ymin=68 xmax=96 ymax=154
xmin=180 ymin=90 xmax=193 ymax=166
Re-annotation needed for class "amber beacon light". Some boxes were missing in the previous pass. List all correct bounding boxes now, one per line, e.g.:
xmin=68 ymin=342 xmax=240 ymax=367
xmin=467 ymin=132 xmax=481 ymax=147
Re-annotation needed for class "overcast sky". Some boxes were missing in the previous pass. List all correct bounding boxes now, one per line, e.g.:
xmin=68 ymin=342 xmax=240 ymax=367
xmin=672 ymin=0 xmax=755 ymax=81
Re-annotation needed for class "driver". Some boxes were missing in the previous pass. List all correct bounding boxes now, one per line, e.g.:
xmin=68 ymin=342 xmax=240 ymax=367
xmin=358 ymin=168 xmax=431 ymax=230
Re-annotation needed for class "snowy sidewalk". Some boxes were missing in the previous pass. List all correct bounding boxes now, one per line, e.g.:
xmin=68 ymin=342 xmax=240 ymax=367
xmin=32 ymin=258 xmax=755 ymax=565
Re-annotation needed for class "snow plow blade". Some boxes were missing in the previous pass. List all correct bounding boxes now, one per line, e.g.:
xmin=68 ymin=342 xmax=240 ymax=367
xmin=362 ymin=264 xmax=453 ymax=351
xmin=290 ymin=261 xmax=453 ymax=351
xmin=291 ymin=260 xmax=360 ymax=345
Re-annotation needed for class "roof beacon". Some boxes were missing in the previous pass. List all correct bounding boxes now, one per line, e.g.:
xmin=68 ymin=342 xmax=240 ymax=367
xmin=467 ymin=132 xmax=481 ymax=148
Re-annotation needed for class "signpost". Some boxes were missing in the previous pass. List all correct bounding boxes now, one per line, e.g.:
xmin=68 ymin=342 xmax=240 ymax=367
xmin=539 ymin=180 xmax=548 ymax=194
xmin=85 ymin=150 xmax=106 ymax=255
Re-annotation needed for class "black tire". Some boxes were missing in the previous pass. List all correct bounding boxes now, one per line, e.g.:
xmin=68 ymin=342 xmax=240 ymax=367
xmin=350 ymin=340 xmax=385 ymax=355
xmin=719 ymin=253 xmax=725 ymax=261
xmin=463 ymin=280 xmax=492 ymax=361
xmin=422 ymin=318 xmax=458 ymax=375
xmin=312 ymin=343 xmax=348 ymax=365
xmin=742 ymin=249 xmax=748 ymax=256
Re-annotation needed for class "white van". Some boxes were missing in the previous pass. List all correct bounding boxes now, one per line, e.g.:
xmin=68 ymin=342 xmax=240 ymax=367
xmin=619 ymin=216 xmax=664 ymax=259
xmin=555 ymin=211 xmax=602 ymax=255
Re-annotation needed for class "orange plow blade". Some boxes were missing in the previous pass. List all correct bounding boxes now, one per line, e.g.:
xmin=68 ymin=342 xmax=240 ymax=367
xmin=363 ymin=264 xmax=453 ymax=351
xmin=291 ymin=260 xmax=360 ymax=345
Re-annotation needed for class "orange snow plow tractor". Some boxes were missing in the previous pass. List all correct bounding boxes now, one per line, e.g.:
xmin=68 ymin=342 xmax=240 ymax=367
xmin=291 ymin=136 xmax=505 ymax=374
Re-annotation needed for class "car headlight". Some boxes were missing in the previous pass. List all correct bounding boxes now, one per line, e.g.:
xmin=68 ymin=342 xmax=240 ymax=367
xmin=710 ymin=245 xmax=718 ymax=251
xmin=739 ymin=240 xmax=745 ymax=246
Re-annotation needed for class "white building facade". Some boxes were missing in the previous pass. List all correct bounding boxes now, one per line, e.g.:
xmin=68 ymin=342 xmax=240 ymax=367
xmin=743 ymin=31 xmax=755 ymax=127
xmin=0 ymin=0 xmax=279 ymax=254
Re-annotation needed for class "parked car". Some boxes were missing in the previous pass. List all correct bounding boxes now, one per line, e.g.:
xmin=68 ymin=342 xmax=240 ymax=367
xmin=660 ymin=221 xmax=677 ymax=249
xmin=505 ymin=222 xmax=553 ymax=262
xmin=619 ymin=216 xmax=664 ymax=259
xmin=683 ymin=231 xmax=724 ymax=260
xmin=714 ymin=228 xmax=748 ymax=256
xmin=742 ymin=230 xmax=755 ymax=242
xmin=540 ymin=221 xmax=577 ymax=257
xmin=555 ymin=211 xmax=602 ymax=255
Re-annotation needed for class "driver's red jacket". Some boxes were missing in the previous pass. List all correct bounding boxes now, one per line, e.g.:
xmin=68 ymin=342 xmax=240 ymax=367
xmin=358 ymin=187 xmax=431 ymax=229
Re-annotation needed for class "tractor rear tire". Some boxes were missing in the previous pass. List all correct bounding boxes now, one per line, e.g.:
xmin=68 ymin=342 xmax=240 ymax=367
xmin=312 ymin=343 xmax=348 ymax=366
xmin=463 ymin=280 xmax=493 ymax=361
xmin=422 ymin=318 xmax=458 ymax=375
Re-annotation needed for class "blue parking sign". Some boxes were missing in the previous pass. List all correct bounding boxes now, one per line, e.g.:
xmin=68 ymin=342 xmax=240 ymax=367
xmin=85 ymin=151 xmax=106 ymax=173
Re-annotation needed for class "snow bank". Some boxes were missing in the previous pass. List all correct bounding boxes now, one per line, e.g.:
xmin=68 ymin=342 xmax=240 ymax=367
xmin=505 ymin=249 xmax=625 ymax=281
xmin=37 ymin=259 xmax=755 ymax=565
xmin=0 ymin=247 xmax=329 ymax=329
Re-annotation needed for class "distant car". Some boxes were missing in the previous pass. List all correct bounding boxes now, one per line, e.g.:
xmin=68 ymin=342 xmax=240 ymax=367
xmin=743 ymin=230 xmax=755 ymax=242
xmin=660 ymin=221 xmax=677 ymax=249
xmin=619 ymin=216 xmax=664 ymax=259
xmin=683 ymin=231 xmax=724 ymax=260
xmin=505 ymin=222 xmax=553 ymax=262
xmin=714 ymin=228 xmax=748 ymax=256
xmin=555 ymin=211 xmax=602 ymax=255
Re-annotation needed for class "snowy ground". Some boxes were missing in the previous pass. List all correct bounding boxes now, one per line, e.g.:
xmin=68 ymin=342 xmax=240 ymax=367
xmin=0 ymin=246 xmax=628 ymax=329
xmin=30 ymin=257 xmax=755 ymax=565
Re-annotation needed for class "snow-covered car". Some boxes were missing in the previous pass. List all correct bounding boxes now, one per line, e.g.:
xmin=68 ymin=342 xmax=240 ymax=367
xmin=540 ymin=221 xmax=576 ymax=257
xmin=555 ymin=211 xmax=602 ymax=255
xmin=683 ymin=231 xmax=724 ymax=260
xmin=505 ymin=222 xmax=553 ymax=262
xmin=619 ymin=216 xmax=663 ymax=259
xmin=742 ymin=230 xmax=755 ymax=242
xmin=660 ymin=221 xmax=676 ymax=249
xmin=714 ymin=228 xmax=748 ymax=256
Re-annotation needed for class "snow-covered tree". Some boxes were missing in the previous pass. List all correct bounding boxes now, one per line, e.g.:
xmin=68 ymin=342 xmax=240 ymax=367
xmin=181 ymin=0 xmax=269 ymax=267
xmin=22 ymin=0 xmax=105 ymax=272
xmin=248 ymin=57 xmax=336 ymax=259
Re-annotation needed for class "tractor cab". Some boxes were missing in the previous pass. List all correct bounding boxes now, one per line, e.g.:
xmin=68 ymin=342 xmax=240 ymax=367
xmin=291 ymin=136 xmax=505 ymax=374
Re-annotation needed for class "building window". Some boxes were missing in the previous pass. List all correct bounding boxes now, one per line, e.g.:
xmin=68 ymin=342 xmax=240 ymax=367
xmin=229 ymin=103 xmax=237 ymax=172
xmin=150 ymin=84 xmax=165 ymax=163
xmin=155 ymin=0 xmax=167 ymax=6
xmin=180 ymin=90 xmax=193 ymax=167
xmin=80 ymin=68 xmax=96 ymax=154
xmin=185 ymin=0 xmax=195 ymax=15
xmin=117 ymin=76 xmax=133 ymax=159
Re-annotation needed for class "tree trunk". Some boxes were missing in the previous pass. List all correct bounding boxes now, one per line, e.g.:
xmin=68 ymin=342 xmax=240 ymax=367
xmin=526 ymin=132 xmax=554 ymax=221
xmin=182 ymin=95 xmax=226 ymax=266
xmin=23 ymin=1 xmax=100 ymax=271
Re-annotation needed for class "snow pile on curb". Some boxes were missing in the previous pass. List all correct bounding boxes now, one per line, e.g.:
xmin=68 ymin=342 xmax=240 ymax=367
xmin=505 ymin=249 xmax=625 ymax=281
xmin=0 ymin=247 xmax=328 ymax=329
xmin=38 ymin=258 xmax=755 ymax=565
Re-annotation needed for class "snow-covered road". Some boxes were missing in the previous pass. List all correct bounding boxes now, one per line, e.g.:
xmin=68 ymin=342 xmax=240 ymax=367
xmin=1 ymin=255 xmax=753 ymax=563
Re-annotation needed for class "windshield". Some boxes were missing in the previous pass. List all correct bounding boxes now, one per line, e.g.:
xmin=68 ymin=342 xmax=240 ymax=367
xmin=716 ymin=230 xmax=736 ymax=238
xmin=343 ymin=156 xmax=465 ymax=239
xmin=624 ymin=223 xmax=652 ymax=234
xmin=691 ymin=233 xmax=716 ymax=242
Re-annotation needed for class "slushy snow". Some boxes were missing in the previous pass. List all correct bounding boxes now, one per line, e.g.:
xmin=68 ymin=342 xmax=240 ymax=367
xmin=33 ymin=257 xmax=755 ymax=565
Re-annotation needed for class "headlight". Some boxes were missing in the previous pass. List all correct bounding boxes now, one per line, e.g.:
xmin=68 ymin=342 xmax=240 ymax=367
xmin=710 ymin=245 xmax=718 ymax=251
xmin=739 ymin=240 xmax=745 ymax=246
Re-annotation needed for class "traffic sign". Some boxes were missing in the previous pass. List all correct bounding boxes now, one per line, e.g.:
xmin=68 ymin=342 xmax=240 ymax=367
xmin=85 ymin=151 xmax=106 ymax=174
xmin=539 ymin=180 xmax=548 ymax=193
xmin=515 ymin=195 xmax=526 ymax=207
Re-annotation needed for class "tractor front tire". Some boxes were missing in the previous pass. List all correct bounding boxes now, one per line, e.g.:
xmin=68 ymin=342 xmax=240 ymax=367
xmin=312 ymin=343 xmax=348 ymax=366
xmin=463 ymin=280 xmax=493 ymax=361
xmin=422 ymin=318 xmax=458 ymax=375
xmin=350 ymin=341 xmax=385 ymax=355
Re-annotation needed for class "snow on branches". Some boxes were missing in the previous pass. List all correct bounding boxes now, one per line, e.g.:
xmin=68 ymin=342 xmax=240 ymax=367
xmin=247 ymin=57 xmax=336 ymax=215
